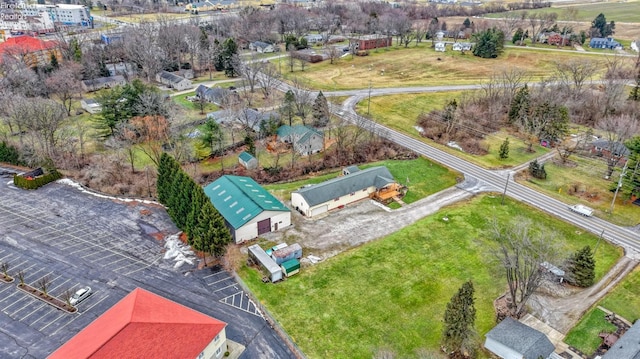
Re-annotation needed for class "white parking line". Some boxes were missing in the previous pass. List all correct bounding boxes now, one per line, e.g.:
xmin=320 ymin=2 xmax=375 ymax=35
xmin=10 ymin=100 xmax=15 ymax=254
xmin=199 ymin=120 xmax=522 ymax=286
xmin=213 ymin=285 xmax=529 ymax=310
xmin=49 ymin=294 xmax=110 ymax=336
xmin=29 ymin=307 xmax=60 ymax=326
xmin=203 ymin=271 xmax=226 ymax=279
xmin=49 ymin=278 xmax=72 ymax=294
xmin=3 ymin=293 xmax=35 ymax=312
xmin=39 ymin=311 xmax=67 ymax=332
xmin=15 ymin=302 xmax=46 ymax=321
xmin=207 ymin=277 xmax=233 ymax=286
xmin=211 ymin=283 xmax=238 ymax=293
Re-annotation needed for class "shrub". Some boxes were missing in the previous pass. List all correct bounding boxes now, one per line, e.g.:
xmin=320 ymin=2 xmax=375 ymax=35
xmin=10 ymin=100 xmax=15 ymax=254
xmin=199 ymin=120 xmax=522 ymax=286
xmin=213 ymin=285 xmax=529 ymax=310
xmin=0 ymin=141 xmax=23 ymax=165
xmin=13 ymin=169 xmax=62 ymax=190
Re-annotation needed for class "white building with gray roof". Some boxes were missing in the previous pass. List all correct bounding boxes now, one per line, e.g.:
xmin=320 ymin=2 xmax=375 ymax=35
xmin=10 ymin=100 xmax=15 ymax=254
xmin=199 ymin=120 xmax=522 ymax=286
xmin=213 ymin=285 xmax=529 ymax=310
xmin=602 ymin=320 xmax=640 ymax=359
xmin=484 ymin=317 xmax=555 ymax=359
xmin=291 ymin=166 xmax=396 ymax=217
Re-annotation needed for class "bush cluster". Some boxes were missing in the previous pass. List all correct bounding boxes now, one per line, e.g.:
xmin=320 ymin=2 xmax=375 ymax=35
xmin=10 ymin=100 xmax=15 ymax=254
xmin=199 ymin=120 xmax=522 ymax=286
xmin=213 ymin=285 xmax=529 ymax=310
xmin=0 ymin=141 xmax=23 ymax=166
xmin=13 ymin=170 xmax=62 ymax=190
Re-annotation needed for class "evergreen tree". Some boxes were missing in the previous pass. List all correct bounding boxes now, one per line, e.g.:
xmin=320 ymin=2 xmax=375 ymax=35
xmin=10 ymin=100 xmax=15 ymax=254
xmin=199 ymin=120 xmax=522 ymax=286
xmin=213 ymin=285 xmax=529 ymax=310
xmin=192 ymin=201 xmax=232 ymax=264
xmin=463 ymin=18 xmax=471 ymax=29
xmin=508 ymin=85 xmax=529 ymax=124
xmin=50 ymin=53 xmax=59 ymax=70
xmin=512 ymin=28 xmax=525 ymax=44
xmin=281 ymin=90 xmax=296 ymax=126
xmin=221 ymin=38 xmax=238 ymax=77
xmin=565 ymin=246 xmax=596 ymax=287
xmin=185 ymin=186 xmax=208 ymax=240
xmin=499 ymin=138 xmax=510 ymax=159
xmin=590 ymin=13 xmax=615 ymax=38
xmin=157 ymin=153 xmax=172 ymax=204
xmin=69 ymin=38 xmax=82 ymax=62
xmin=629 ymin=71 xmax=640 ymax=101
xmin=472 ymin=28 xmax=504 ymax=59
xmin=528 ymin=159 xmax=547 ymax=179
xmin=620 ymin=136 xmax=640 ymax=200
xmin=311 ymin=91 xmax=330 ymax=128
xmin=245 ymin=133 xmax=256 ymax=156
xmin=442 ymin=281 xmax=477 ymax=358
xmin=213 ymin=39 xmax=224 ymax=71
xmin=167 ymin=171 xmax=193 ymax=230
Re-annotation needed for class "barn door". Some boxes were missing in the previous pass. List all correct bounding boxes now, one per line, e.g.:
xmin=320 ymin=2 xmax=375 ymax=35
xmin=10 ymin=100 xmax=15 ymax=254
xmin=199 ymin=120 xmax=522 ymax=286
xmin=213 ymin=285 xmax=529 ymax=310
xmin=257 ymin=218 xmax=271 ymax=235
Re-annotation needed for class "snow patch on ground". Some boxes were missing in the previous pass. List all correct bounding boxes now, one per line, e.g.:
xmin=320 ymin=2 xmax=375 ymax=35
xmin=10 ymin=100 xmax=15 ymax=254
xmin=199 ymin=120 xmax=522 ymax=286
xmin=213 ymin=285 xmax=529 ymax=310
xmin=163 ymin=233 xmax=196 ymax=269
xmin=57 ymin=178 xmax=158 ymax=205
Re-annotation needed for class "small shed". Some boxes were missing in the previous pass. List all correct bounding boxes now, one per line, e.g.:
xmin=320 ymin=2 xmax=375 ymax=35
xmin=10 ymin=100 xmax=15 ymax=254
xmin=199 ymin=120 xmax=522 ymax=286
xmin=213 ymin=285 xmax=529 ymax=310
xmin=248 ymin=244 xmax=282 ymax=282
xmin=80 ymin=99 xmax=102 ymax=114
xmin=271 ymin=243 xmax=302 ymax=265
xmin=540 ymin=262 xmax=565 ymax=283
xmin=281 ymin=259 xmax=300 ymax=277
xmin=238 ymin=151 xmax=258 ymax=170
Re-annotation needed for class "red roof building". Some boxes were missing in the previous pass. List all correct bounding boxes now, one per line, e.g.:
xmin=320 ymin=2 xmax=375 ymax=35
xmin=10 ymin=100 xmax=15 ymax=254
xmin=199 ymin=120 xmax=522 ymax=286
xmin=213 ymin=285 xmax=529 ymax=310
xmin=0 ymin=35 xmax=61 ymax=67
xmin=48 ymin=288 xmax=228 ymax=359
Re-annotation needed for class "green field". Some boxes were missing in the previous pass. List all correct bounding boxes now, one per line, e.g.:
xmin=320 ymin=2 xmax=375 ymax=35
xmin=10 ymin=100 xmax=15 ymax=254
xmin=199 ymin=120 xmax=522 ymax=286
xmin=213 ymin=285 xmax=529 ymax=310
xmin=483 ymin=2 xmax=640 ymax=23
xmin=263 ymin=157 xmax=459 ymax=203
xmin=356 ymin=93 xmax=550 ymax=169
xmin=600 ymin=266 xmax=640 ymax=323
xmin=565 ymin=308 xmax=617 ymax=354
xmin=521 ymin=156 xmax=640 ymax=226
xmin=240 ymin=195 xmax=622 ymax=359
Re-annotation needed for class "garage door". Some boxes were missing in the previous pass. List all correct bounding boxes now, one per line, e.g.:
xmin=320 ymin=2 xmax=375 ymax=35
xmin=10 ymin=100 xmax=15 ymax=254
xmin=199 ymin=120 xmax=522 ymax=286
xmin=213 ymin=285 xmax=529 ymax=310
xmin=311 ymin=205 xmax=328 ymax=217
xmin=257 ymin=218 xmax=271 ymax=235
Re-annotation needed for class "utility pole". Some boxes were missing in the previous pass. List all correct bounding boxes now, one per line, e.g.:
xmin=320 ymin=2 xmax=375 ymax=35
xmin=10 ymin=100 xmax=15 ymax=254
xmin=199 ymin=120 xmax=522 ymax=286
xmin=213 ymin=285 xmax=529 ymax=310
xmin=367 ymin=80 xmax=372 ymax=115
xmin=501 ymin=173 xmax=510 ymax=205
xmin=609 ymin=159 xmax=628 ymax=214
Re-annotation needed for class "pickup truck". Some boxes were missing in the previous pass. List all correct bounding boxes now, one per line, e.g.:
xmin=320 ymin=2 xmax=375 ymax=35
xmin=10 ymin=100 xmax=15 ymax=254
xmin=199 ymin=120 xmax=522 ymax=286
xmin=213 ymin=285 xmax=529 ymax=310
xmin=569 ymin=204 xmax=594 ymax=217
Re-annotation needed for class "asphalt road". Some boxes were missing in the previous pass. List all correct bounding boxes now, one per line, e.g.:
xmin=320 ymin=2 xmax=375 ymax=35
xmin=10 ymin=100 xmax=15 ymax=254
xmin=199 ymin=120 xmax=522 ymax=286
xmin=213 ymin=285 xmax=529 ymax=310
xmin=330 ymin=101 xmax=640 ymax=259
xmin=0 ymin=171 xmax=295 ymax=359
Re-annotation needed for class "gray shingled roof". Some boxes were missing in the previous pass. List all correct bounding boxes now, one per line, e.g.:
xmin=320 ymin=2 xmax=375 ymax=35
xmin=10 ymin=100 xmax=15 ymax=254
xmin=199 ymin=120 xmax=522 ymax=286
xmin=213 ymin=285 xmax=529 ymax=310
xmin=293 ymin=166 xmax=395 ymax=207
xmin=485 ymin=317 xmax=555 ymax=359
xmin=591 ymin=139 xmax=630 ymax=157
xmin=158 ymin=71 xmax=187 ymax=84
xmin=602 ymin=321 xmax=640 ymax=359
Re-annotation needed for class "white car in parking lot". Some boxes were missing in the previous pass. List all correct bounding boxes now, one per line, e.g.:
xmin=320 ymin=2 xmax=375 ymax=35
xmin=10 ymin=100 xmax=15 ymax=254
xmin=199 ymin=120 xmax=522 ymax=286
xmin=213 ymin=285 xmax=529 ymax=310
xmin=70 ymin=286 xmax=92 ymax=306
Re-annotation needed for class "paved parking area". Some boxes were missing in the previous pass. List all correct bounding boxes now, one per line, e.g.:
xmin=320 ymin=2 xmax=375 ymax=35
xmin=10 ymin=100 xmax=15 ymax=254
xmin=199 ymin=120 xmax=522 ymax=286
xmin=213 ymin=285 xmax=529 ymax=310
xmin=0 ymin=172 xmax=295 ymax=359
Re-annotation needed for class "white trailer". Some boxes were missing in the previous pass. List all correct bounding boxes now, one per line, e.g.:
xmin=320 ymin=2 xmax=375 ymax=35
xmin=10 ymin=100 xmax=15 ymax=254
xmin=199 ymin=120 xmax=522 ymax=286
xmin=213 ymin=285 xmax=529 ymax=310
xmin=569 ymin=204 xmax=594 ymax=217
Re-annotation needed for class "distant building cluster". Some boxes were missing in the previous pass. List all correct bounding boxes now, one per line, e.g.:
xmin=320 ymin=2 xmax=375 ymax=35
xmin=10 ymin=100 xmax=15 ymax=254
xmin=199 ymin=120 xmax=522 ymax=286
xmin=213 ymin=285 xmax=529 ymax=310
xmin=0 ymin=3 xmax=91 ymax=37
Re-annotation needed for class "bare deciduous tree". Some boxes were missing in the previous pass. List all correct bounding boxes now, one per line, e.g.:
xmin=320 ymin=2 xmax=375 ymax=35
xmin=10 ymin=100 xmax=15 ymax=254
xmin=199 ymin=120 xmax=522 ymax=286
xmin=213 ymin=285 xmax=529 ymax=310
xmin=45 ymin=62 xmax=82 ymax=115
xmin=489 ymin=217 xmax=558 ymax=318
xmin=597 ymin=114 xmax=640 ymax=178
xmin=553 ymin=59 xmax=599 ymax=100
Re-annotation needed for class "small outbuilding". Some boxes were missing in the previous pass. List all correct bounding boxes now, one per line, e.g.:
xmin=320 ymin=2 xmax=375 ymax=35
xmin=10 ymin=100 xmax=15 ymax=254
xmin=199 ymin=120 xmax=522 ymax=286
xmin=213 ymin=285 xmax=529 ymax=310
xmin=271 ymin=243 xmax=302 ymax=265
xmin=484 ymin=317 xmax=555 ymax=359
xmin=80 ymin=99 xmax=102 ymax=114
xmin=281 ymin=258 xmax=300 ymax=277
xmin=204 ymin=175 xmax=291 ymax=243
xmin=238 ymin=151 xmax=258 ymax=170
xmin=435 ymin=42 xmax=446 ymax=52
xmin=248 ymin=244 xmax=283 ymax=282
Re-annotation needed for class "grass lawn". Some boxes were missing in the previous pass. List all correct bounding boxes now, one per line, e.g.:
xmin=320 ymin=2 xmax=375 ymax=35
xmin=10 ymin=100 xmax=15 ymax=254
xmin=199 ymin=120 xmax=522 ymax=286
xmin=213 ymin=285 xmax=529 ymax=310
xmin=520 ymin=156 xmax=640 ymax=226
xmin=357 ymin=92 xmax=550 ymax=169
xmin=600 ymin=266 xmax=640 ymax=323
xmin=239 ymin=195 xmax=622 ymax=359
xmin=565 ymin=308 xmax=617 ymax=354
xmin=483 ymin=2 xmax=640 ymax=23
xmin=281 ymin=46 xmax=602 ymax=91
xmin=263 ymin=157 xmax=459 ymax=203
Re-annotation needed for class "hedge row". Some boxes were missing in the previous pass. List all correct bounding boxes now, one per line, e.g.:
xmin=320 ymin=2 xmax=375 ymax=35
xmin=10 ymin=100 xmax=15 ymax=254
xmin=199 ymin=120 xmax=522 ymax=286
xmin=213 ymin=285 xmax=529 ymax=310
xmin=13 ymin=170 xmax=62 ymax=190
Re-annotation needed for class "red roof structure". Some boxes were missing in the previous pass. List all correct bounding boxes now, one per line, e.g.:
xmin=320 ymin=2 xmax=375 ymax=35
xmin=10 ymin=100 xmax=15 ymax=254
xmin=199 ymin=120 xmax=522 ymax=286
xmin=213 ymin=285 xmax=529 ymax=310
xmin=0 ymin=36 xmax=59 ymax=57
xmin=48 ymin=288 xmax=227 ymax=359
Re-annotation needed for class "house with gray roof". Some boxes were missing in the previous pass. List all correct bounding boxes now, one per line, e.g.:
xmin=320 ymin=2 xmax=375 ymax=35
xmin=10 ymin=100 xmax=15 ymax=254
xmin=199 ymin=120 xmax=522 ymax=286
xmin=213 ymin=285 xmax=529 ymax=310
xmin=195 ymin=84 xmax=231 ymax=106
xmin=204 ymin=175 xmax=290 ymax=243
xmin=207 ymin=108 xmax=279 ymax=132
xmin=277 ymin=125 xmax=324 ymax=156
xmin=484 ymin=317 xmax=555 ymax=359
xmin=291 ymin=166 xmax=396 ymax=217
xmin=155 ymin=71 xmax=192 ymax=91
xmin=602 ymin=320 xmax=640 ymax=359
xmin=81 ymin=75 xmax=126 ymax=92
xmin=249 ymin=41 xmax=276 ymax=53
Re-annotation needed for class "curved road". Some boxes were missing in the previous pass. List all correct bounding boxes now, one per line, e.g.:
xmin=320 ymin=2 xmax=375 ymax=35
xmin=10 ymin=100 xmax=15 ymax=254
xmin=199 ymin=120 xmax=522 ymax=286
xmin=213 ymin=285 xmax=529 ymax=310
xmin=326 ymin=94 xmax=640 ymax=258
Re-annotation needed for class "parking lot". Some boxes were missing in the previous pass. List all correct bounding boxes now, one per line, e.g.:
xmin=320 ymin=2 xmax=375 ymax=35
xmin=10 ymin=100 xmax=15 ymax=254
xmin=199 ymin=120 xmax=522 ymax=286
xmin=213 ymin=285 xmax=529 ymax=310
xmin=0 ymin=171 xmax=295 ymax=359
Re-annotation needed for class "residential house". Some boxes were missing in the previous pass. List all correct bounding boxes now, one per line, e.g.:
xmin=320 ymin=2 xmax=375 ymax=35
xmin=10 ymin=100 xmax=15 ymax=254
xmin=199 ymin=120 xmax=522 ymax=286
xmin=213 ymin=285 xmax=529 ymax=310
xmin=49 ymin=288 xmax=229 ymax=359
xmin=185 ymin=0 xmax=220 ymax=13
xmin=291 ymin=166 xmax=397 ymax=217
xmin=204 ymin=175 xmax=291 ymax=243
xmin=238 ymin=151 xmax=258 ymax=170
xmin=590 ymin=139 xmax=630 ymax=164
xmin=155 ymin=71 xmax=192 ymax=91
xmin=81 ymin=75 xmax=126 ymax=92
xmin=80 ymin=99 xmax=102 ymax=114
xmin=435 ymin=42 xmax=446 ymax=52
xmin=105 ymin=61 xmax=137 ymax=77
xmin=602 ymin=320 xmax=640 ymax=359
xmin=292 ymin=48 xmax=329 ymax=63
xmin=349 ymin=34 xmax=392 ymax=51
xmin=304 ymin=34 xmax=324 ymax=44
xmin=452 ymin=42 xmax=472 ymax=51
xmin=484 ymin=317 xmax=555 ymax=359
xmin=207 ymin=108 xmax=278 ymax=132
xmin=547 ymin=32 xmax=571 ymax=46
xmin=196 ymin=84 xmax=231 ymax=105
xmin=589 ymin=37 xmax=622 ymax=50
xmin=249 ymin=41 xmax=275 ymax=53
xmin=277 ymin=125 xmax=324 ymax=156
xmin=0 ymin=35 xmax=60 ymax=67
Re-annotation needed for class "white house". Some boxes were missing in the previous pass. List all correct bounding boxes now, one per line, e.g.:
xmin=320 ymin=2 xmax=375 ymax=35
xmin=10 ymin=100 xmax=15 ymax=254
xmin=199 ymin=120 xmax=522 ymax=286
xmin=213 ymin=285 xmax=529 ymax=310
xmin=631 ymin=40 xmax=639 ymax=53
xmin=204 ymin=175 xmax=291 ymax=243
xmin=484 ymin=317 xmax=555 ymax=359
xmin=435 ymin=42 xmax=446 ymax=52
xmin=291 ymin=166 xmax=397 ymax=217
xmin=277 ymin=125 xmax=324 ymax=156
xmin=155 ymin=71 xmax=192 ymax=91
xmin=452 ymin=42 xmax=472 ymax=51
xmin=249 ymin=41 xmax=275 ymax=53
xmin=80 ymin=99 xmax=102 ymax=114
